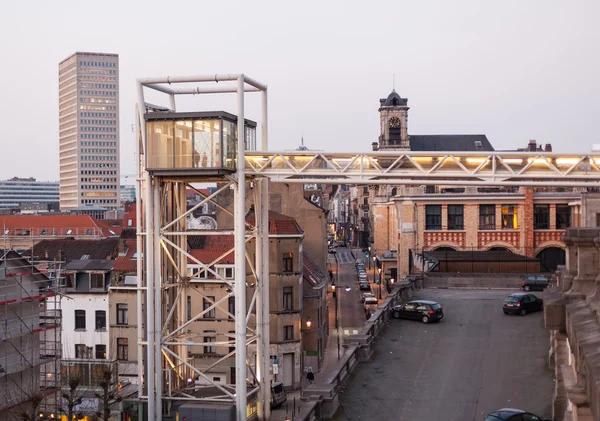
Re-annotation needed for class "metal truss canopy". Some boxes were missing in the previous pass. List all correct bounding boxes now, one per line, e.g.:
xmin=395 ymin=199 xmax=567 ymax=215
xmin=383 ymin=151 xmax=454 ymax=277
xmin=245 ymin=151 xmax=600 ymax=186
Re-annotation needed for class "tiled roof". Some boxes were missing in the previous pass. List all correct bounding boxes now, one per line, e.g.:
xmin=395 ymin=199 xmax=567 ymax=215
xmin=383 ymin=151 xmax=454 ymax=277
xmin=303 ymin=252 xmax=327 ymax=288
xmin=0 ymin=214 xmax=102 ymax=236
xmin=410 ymin=134 xmax=495 ymax=152
xmin=94 ymin=219 xmax=123 ymax=237
xmin=65 ymin=259 xmax=115 ymax=271
xmin=189 ymin=249 xmax=235 ymax=264
xmin=188 ymin=231 xmax=235 ymax=250
xmin=113 ymin=239 xmax=137 ymax=273
xmin=23 ymin=238 xmax=120 ymax=263
xmin=246 ymin=210 xmax=303 ymax=236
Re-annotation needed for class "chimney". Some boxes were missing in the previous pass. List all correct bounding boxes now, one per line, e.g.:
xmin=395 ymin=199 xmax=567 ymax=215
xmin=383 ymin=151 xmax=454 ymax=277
xmin=118 ymin=238 xmax=126 ymax=255
xmin=545 ymin=144 xmax=552 ymax=152
xmin=528 ymin=139 xmax=537 ymax=152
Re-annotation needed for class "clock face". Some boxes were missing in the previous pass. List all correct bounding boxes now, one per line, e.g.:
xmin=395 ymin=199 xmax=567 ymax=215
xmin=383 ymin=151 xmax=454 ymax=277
xmin=389 ymin=117 xmax=401 ymax=128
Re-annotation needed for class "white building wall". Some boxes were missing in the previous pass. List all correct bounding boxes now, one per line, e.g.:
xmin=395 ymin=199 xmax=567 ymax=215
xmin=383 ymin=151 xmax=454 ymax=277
xmin=61 ymin=294 xmax=110 ymax=359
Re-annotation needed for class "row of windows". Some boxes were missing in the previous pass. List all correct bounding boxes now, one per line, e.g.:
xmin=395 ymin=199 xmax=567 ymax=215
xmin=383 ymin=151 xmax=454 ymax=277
xmin=81 ymin=170 xmax=117 ymax=175
xmin=79 ymin=105 xmax=117 ymax=111
xmin=4 ymin=228 xmax=96 ymax=236
xmin=80 ymin=90 xmax=117 ymax=97
xmin=82 ymin=184 xmax=118 ymax=190
xmin=80 ymin=119 xmax=116 ymax=125
xmin=424 ymin=204 xmax=572 ymax=231
xmin=79 ymin=75 xmax=117 ymax=82
xmin=80 ymin=112 xmax=117 ymax=118
xmin=82 ymin=198 xmax=118 ymax=204
xmin=80 ymin=98 xmax=116 ymax=104
xmin=79 ymin=60 xmax=117 ymax=68
xmin=81 ymin=148 xmax=117 ymax=154
xmin=81 ymin=126 xmax=117 ymax=132
xmin=81 ymin=177 xmax=117 ymax=182
xmin=74 ymin=338 xmax=128 ymax=361
xmin=80 ymin=83 xmax=116 ymax=90
xmin=82 ymin=156 xmax=117 ymax=162
xmin=80 ymin=134 xmax=117 ymax=139
xmin=74 ymin=305 xmax=127 ymax=331
xmin=81 ymin=191 xmax=116 ymax=197
xmin=81 ymin=141 xmax=117 ymax=147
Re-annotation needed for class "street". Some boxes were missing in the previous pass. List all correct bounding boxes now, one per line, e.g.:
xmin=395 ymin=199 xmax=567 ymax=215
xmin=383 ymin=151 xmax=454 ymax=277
xmin=334 ymin=289 xmax=555 ymax=421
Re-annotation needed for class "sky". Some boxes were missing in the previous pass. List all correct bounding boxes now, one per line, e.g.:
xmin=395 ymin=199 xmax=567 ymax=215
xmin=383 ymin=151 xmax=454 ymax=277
xmin=1 ymin=0 xmax=599 ymax=184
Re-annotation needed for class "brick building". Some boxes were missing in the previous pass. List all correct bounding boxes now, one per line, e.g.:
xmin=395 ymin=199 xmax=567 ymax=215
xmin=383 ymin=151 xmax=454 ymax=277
xmin=369 ymin=90 xmax=581 ymax=278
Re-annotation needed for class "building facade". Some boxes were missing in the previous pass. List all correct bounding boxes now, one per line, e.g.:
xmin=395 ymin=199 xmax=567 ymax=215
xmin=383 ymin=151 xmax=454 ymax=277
xmin=58 ymin=52 xmax=120 ymax=211
xmin=0 ymin=177 xmax=59 ymax=213
xmin=369 ymin=90 xmax=578 ymax=278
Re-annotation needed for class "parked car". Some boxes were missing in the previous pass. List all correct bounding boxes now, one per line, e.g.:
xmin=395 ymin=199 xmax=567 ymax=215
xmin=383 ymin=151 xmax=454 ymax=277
xmin=361 ymin=292 xmax=375 ymax=302
xmin=521 ymin=275 xmax=549 ymax=291
xmin=503 ymin=293 xmax=543 ymax=316
xmin=356 ymin=263 xmax=365 ymax=272
xmin=484 ymin=408 xmax=550 ymax=421
xmin=358 ymin=273 xmax=368 ymax=282
xmin=390 ymin=300 xmax=444 ymax=323
xmin=335 ymin=241 xmax=347 ymax=248
xmin=363 ymin=296 xmax=378 ymax=311
xmin=359 ymin=281 xmax=371 ymax=291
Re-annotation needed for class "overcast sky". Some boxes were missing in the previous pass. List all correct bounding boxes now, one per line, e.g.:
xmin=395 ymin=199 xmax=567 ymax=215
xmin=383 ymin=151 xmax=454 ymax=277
xmin=2 ymin=0 xmax=598 ymax=183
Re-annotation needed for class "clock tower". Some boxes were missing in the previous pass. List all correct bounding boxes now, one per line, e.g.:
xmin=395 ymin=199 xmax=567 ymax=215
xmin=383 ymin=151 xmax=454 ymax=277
xmin=376 ymin=90 xmax=410 ymax=150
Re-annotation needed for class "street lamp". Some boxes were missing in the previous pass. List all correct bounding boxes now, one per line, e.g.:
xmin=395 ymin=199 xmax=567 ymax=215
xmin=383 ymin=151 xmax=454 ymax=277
xmin=368 ymin=246 xmax=372 ymax=269
xmin=306 ymin=319 xmax=312 ymax=329
xmin=377 ymin=267 xmax=382 ymax=299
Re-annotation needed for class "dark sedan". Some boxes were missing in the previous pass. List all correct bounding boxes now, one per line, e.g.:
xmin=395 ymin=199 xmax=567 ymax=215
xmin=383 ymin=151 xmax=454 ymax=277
xmin=503 ymin=293 xmax=543 ymax=316
xmin=485 ymin=408 xmax=550 ymax=421
xmin=390 ymin=300 xmax=443 ymax=323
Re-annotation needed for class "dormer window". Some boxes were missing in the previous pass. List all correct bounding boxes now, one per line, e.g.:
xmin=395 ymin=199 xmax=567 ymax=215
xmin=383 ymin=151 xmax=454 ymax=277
xmin=85 ymin=229 xmax=93 ymax=235
xmin=40 ymin=229 xmax=47 ymax=235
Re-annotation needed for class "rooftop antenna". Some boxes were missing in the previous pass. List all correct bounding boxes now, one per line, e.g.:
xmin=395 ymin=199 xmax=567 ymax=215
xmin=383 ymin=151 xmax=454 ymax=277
xmin=393 ymin=74 xmax=395 ymax=92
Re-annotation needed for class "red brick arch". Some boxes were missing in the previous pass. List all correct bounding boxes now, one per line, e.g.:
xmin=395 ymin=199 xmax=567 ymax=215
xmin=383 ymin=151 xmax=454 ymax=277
xmin=483 ymin=242 xmax=520 ymax=254
xmin=534 ymin=241 xmax=565 ymax=257
xmin=424 ymin=241 xmax=463 ymax=252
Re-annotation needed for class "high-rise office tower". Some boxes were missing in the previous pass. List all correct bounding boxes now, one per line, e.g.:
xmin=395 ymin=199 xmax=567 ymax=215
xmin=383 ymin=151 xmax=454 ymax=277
xmin=58 ymin=52 xmax=120 ymax=211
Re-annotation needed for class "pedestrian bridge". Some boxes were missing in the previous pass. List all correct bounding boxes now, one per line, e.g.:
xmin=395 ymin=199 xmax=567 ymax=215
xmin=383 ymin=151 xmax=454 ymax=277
xmin=245 ymin=151 xmax=600 ymax=186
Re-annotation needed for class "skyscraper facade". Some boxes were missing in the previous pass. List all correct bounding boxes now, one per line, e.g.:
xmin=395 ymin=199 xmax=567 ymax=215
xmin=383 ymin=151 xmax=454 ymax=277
xmin=58 ymin=52 xmax=119 ymax=211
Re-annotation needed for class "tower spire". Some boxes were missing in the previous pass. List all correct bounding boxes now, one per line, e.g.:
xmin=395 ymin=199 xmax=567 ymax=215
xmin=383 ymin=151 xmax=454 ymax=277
xmin=393 ymin=74 xmax=395 ymax=92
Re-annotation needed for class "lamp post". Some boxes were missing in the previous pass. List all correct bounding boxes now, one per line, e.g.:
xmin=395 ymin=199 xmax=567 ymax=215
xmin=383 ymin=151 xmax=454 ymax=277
xmin=368 ymin=246 xmax=371 ymax=269
xmin=332 ymin=284 xmax=351 ymax=360
xmin=377 ymin=267 xmax=382 ymax=300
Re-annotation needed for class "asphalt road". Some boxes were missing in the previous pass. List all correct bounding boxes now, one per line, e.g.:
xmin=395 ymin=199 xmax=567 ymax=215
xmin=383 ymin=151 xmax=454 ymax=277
xmin=334 ymin=289 xmax=555 ymax=421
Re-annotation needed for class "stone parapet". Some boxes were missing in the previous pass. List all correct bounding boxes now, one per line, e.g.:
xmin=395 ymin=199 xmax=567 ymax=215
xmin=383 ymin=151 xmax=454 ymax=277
xmin=547 ymin=227 xmax=600 ymax=421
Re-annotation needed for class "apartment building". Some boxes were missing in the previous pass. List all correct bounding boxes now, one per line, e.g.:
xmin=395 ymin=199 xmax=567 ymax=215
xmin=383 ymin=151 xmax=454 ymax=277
xmin=59 ymin=52 xmax=120 ymax=211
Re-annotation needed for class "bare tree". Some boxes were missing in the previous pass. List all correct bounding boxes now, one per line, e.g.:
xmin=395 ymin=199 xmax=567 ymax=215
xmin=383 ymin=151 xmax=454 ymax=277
xmin=94 ymin=368 xmax=122 ymax=421
xmin=18 ymin=393 xmax=44 ymax=421
xmin=60 ymin=377 xmax=85 ymax=421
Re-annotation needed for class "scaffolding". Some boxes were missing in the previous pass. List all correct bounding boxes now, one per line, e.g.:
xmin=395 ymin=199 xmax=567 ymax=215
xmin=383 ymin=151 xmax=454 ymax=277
xmin=0 ymin=250 xmax=62 ymax=419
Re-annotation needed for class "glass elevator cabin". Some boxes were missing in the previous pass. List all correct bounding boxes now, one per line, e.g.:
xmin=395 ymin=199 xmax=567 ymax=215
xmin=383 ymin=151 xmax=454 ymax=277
xmin=145 ymin=111 xmax=257 ymax=175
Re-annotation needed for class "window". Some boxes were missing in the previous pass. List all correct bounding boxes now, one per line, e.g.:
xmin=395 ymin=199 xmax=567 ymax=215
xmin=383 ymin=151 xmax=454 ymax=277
xmin=204 ymin=331 xmax=216 ymax=354
xmin=534 ymin=205 xmax=550 ymax=229
xmin=90 ymin=273 xmax=104 ymax=289
xmin=447 ymin=205 xmax=464 ymax=230
xmin=116 ymin=304 xmax=128 ymax=325
xmin=66 ymin=229 xmax=73 ymax=235
xmin=501 ymin=205 xmax=518 ymax=229
xmin=203 ymin=297 xmax=216 ymax=318
xmin=363 ymin=186 xmax=369 ymax=195
xmin=283 ymin=253 xmax=293 ymax=272
xmin=229 ymin=330 xmax=235 ymax=353
xmin=75 ymin=344 xmax=87 ymax=359
xmin=95 ymin=344 xmax=106 ymax=359
xmin=75 ymin=310 xmax=86 ymax=330
xmin=479 ymin=205 xmax=496 ymax=230
xmin=187 ymin=296 xmax=192 ymax=321
xmin=217 ymin=267 xmax=234 ymax=279
xmin=425 ymin=205 xmax=442 ymax=230
xmin=117 ymin=338 xmax=128 ymax=361
xmin=284 ymin=325 xmax=294 ymax=341
xmin=556 ymin=205 xmax=571 ymax=229
xmin=228 ymin=296 xmax=235 ymax=319
xmin=95 ymin=310 xmax=106 ymax=330
xmin=283 ymin=287 xmax=293 ymax=311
